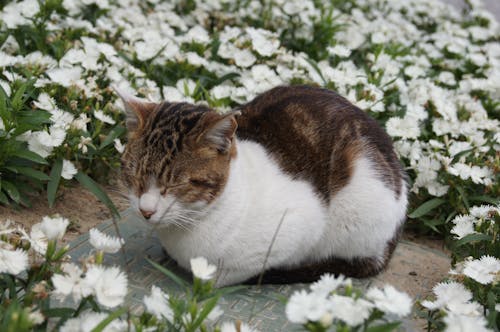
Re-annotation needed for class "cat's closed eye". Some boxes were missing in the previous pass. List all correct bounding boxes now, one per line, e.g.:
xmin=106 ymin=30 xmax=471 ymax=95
xmin=189 ymin=179 xmax=217 ymax=188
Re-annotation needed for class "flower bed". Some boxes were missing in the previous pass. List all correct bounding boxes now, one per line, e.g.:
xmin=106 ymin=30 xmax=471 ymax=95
xmin=0 ymin=0 xmax=499 ymax=331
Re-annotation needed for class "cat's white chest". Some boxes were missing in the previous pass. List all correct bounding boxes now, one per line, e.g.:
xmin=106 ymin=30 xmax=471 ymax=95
xmin=157 ymin=140 xmax=328 ymax=283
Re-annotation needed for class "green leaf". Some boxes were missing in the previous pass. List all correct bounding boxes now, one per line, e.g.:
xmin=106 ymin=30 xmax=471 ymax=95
xmin=469 ymin=195 xmax=499 ymax=205
xmin=455 ymin=185 xmax=470 ymax=210
xmin=422 ymin=219 xmax=443 ymax=234
xmin=408 ymin=198 xmax=446 ymax=219
xmin=147 ymin=259 xmax=187 ymax=287
xmin=43 ymin=308 xmax=75 ymax=317
xmin=366 ymin=321 xmax=401 ymax=332
xmin=47 ymin=159 xmax=63 ymax=207
xmin=91 ymin=308 xmax=127 ymax=332
xmin=6 ymin=166 xmax=49 ymax=181
xmin=454 ymin=233 xmax=492 ymax=247
xmin=1 ymin=180 xmax=20 ymax=203
xmin=99 ymin=126 xmax=125 ymax=149
xmin=189 ymin=295 xmax=220 ymax=331
xmin=75 ymin=171 xmax=120 ymax=219
xmin=12 ymin=149 xmax=48 ymax=165
xmin=11 ymin=81 xmax=28 ymax=111
xmin=0 ymin=190 xmax=8 ymax=205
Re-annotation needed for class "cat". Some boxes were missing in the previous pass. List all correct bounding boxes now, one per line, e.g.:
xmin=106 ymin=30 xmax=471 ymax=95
xmin=118 ymin=85 xmax=408 ymax=287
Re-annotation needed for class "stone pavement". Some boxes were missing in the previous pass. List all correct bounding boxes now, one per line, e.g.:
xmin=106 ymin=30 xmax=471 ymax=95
xmin=66 ymin=210 xmax=450 ymax=331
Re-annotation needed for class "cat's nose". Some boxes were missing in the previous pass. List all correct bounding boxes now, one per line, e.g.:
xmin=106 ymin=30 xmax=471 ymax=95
xmin=140 ymin=209 xmax=155 ymax=219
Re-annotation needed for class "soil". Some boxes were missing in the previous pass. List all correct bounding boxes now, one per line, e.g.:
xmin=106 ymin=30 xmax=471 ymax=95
xmin=0 ymin=184 xmax=130 ymax=243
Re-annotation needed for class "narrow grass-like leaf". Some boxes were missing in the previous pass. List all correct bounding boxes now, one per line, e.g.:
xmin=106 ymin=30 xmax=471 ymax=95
xmin=147 ymin=259 xmax=187 ymax=287
xmin=423 ymin=219 xmax=442 ymax=234
xmin=455 ymin=185 xmax=470 ymax=210
xmin=11 ymin=81 xmax=28 ymax=111
xmin=12 ymin=149 xmax=48 ymax=165
xmin=2 ymin=180 xmax=20 ymax=203
xmin=469 ymin=195 xmax=499 ymax=205
xmin=12 ymin=166 xmax=50 ymax=181
xmin=43 ymin=307 xmax=75 ymax=317
xmin=75 ymin=171 xmax=120 ymax=219
xmin=0 ymin=190 xmax=7 ymax=205
xmin=99 ymin=126 xmax=125 ymax=149
xmin=454 ymin=233 xmax=492 ymax=247
xmin=189 ymin=295 xmax=220 ymax=331
xmin=366 ymin=321 xmax=401 ymax=332
xmin=90 ymin=307 xmax=127 ymax=332
xmin=47 ymin=159 xmax=63 ymax=207
xmin=408 ymin=198 xmax=446 ymax=219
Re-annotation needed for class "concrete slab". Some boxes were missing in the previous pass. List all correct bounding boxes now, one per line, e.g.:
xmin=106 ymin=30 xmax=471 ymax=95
xmin=65 ymin=211 xmax=450 ymax=331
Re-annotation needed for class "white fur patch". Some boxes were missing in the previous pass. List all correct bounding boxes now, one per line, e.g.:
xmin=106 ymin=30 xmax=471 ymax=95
xmin=310 ymin=157 xmax=407 ymax=261
xmin=156 ymin=140 xmax=328 ymax=286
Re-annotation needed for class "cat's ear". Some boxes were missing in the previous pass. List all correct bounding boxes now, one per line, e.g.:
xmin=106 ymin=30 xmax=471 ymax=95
xmin=114 ymin=87 xmax=157 ymax=132
xmin=200 ymin=111 xmax=241 ymax=153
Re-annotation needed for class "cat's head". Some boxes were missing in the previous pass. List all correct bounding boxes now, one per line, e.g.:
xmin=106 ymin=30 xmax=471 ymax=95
xmin=117 ymin=90 xmax=239 ymax=227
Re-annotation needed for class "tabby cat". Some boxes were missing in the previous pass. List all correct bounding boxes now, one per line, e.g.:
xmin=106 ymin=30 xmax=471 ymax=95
xmin=118 ymin=85 xmax=407 ymax=286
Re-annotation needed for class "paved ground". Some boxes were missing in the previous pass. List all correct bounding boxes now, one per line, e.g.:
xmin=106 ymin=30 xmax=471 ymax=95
xmin=66 ymin=212 xmax=450 ymax=331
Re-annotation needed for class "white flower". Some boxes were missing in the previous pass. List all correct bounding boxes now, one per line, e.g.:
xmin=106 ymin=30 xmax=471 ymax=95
xmin=443 ymin=313 xmax=490 ymax=332
xmin=33 ymin=93 xmax=57 ymax=112
xmin=246 ymin=27 xmax=280 ymax=57
xmin=233 ymin=49 xmax=257 ymax=68
xmin=329 ymin=294 xmax=373 ymax=326
xmin=422 ymin=280 xmax=482 ymax=316
xmin=310 ymin=274 xmax=349 ymax=296
xmin=52 ymin=263 xmax=93 ymax=302
xmin=190 ymin=257 xmax=216 ymax=280
xmin=28 ymin=309 xmax=45 ymax=325
xmin=469 ymin=205 xmax=498 ymax=219
xmin=386 ymin=116 xmax=421 ymax=139
xmin=327 ymin=45 xmax=352 ymax=57
xmin=46 ymin=67 xmax=82 ymax=87
xmin=0 ymin=248 xmax=28 ymax=275
xmin=463 ymin=256 xmax=500 ymax=285
xmin=438 ymin=71 xmax=456 ymax=85
xmin=71 ymin=113 xmax=90 ymax=131
xmin=162 ymin=86 xmax=187 ymax=102
xmin=61 ymin=159 xmax=78 ymax=180
xmin=85 ymin=265 xmax=128 ymax=308
xmin=39 ymin=215 xmax=69 ymax=241
xmin=78 ymin=136 xmax=92 ymax=153
xmin=60 ymin=311 xmax=128 ymax=332
xmin=113 ymin=138 xmax=125 ymax=154
xmin=286 ymin=290 xmax=312 ymax=324
xmin=143 ymin=285 xmax=173 ymax=321
xmin=366 ymin=285 xmax=412 ymax=317
xmin=207 ymin=305 xmax=224 ymax=321
xmin=29 ymin=223 xmax=48 ymax=255
xmin=89 ymin=228 xmax=124 ymax=254
xmin=94 ymin=110 xmax=116 ymax=125
xmin=220 ymin=322 xmax=260 ymax=332
xmin=51 ymin=110 xmax=74 ymax=129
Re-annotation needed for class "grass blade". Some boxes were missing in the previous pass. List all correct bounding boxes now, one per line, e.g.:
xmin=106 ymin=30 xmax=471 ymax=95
xmin=12 ymin=149 xmax=48 ymax=165
xmin=47 ymin=159 xmax=63 ymax=207
xmin=14 ymin=166 xmax=50 ymax=181
xmin=75 ymin=171 xmax=120 ymax=219
xmin=147 ymin=259 xmax=187 ymax=287
xmin=454 ymin=233 xmax=492 ymax=247
xmin=91 ymin=307 xmax=127 ymax=332
xmin=408 ymin=198 xmax=446 ymax=219
xmin=2 ymin=180 xmax=20 ymax=203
